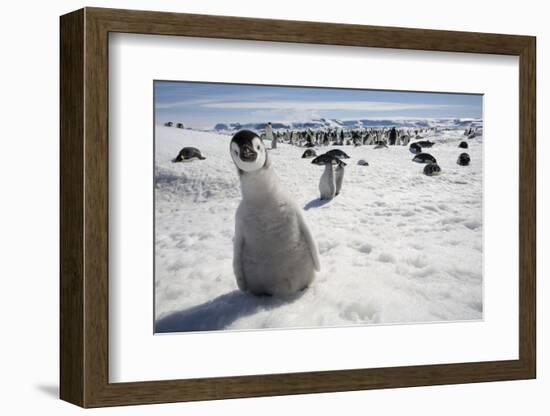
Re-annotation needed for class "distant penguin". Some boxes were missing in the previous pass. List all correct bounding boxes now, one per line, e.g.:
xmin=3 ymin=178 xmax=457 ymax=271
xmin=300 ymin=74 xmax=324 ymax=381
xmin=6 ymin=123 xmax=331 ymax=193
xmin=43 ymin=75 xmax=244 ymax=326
xmin=283 ymin=130 xmax=290 ymax=143
xmin=164 ymin=121 xmax=173 ymax=127
xmin=389 ymin=127 xmax=397 ymax=145
xmin=423 ymin=162 xmax=442 ymax=176
xmin=458 ymin=141 xmax=469 ymax=149
xmin=374 ymin=142 xmax=388 ymax=149
xmin=409 ymin=143 xmax=422 ymax=154
xmin=457 ymin=153 xmax=471 ymax=166
xmin=302 ymin=149 xmax=317 ymax=158
xmin=326 ymin=149 xmax=350 ymax=159
xmin=357 ymin=159 xmax=369 ymax=166
xmin=266 ymin=122 xmax=276 ymax=149
xmin=412 ymin=153 xmax=437 ymax=163
xmin=230 ymin=130 xmax=320 ymax=296
xmin=172 ymin=147 xmax=206 ymax=162
xmin=176 ymin=122 xmax=185 ymax=129
xmin=311 ymin=154 xmax=345 ymax=200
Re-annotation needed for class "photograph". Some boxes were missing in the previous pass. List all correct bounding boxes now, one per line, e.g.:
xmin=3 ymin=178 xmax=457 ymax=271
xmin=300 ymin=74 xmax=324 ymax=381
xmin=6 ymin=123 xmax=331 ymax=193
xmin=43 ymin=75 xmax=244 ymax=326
xmin=153 ymin=81 xmax=484 ymax=334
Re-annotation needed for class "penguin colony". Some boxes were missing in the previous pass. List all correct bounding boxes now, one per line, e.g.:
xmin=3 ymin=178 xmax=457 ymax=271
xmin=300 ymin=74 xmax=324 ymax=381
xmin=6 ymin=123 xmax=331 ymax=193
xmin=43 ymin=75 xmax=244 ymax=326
xmin=169 ymin=121 xmax=477 ymax=183
xmin=168 ymin=121 xmax=478 ymax=179
xmin=248 ymin=124 xmax=477 ymax=189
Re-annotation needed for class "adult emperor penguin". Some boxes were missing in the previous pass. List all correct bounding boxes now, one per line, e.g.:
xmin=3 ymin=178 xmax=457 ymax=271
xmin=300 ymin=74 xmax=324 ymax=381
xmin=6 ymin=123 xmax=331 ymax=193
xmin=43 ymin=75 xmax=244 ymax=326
xmin=172 ymin=147 xmax=206 ymax=162
xmin=311 ymin=154 xmax=346 ymax=200
xmin=266 ymin=122 xmax=276 ymax=149
xmin=230 ymin=130 xmax=320 ymax=297
xmin=412 ymin=153 xmax=437 ymax=163
xmin=334 ymin=160 xmax=346 ymax=196
xmin=457 ymin=152 xmax=471 ymax=166
xmin=423 ymin=162 xmax=442 ymax=176
xmin=302 ymin=149 xmax=317 ymax=159
xmin=409 ymin=143 xmax=422 ymax=154
xmin=326 ymin=149 xmax=350 ymax=159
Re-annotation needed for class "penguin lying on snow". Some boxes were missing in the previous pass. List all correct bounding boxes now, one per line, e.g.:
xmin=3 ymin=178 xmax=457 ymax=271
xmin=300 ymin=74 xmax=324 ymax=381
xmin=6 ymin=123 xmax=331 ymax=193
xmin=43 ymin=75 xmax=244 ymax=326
xmin=230 ymin=130 xmax=320 ymax=297
xmin=172 ymin=147 xmax=206 ymax=162
xmin=414 ymin=140 xmax=435 ymax=148
xmin=311 ymin=154 xmax=346 ymax=199
xmin=412 ymin=153 xmax=437 ymax=164
xmin=302 ymin=149 xmax=317 ymax=159
xmin=357 ymin=159 xmax=369 ymax=166
xmin=409 ymin=143 xmax=422 ymax=154
xmin=457 ymin=153 xmax=471 ymax=166
xmin=423 ymin=162 xmax=442 ymax=176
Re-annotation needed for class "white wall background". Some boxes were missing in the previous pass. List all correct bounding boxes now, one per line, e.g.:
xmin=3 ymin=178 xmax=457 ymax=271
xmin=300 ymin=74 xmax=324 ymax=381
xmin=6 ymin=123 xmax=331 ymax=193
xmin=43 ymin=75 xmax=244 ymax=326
xmin=0 ymin=0 xmax=545 ymax=414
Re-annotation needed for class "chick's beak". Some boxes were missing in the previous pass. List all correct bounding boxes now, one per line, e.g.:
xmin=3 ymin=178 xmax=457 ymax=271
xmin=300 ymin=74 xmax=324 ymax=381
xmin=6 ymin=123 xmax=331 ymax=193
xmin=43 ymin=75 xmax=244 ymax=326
xmin=240 ymin=144 xmax=257 ymax=162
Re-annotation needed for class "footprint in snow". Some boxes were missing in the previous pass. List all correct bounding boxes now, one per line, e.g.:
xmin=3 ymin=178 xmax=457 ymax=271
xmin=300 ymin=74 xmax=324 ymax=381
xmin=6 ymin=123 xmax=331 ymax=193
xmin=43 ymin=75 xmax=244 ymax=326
xmin=405 ymin=255 xmax=429 ymax=269
xmin=464 ymin=220 xmax=481 ymax=230
xmin=377 ymin=253 xmax=396 ymax=263
xmin=351 ymin=241 xmax=373 ymax=254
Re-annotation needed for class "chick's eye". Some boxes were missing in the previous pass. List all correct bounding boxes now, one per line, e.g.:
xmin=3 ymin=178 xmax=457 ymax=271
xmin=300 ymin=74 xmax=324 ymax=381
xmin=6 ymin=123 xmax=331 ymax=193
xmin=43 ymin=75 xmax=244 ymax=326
xmin=234 ymin=150 xmax=238 ymax=155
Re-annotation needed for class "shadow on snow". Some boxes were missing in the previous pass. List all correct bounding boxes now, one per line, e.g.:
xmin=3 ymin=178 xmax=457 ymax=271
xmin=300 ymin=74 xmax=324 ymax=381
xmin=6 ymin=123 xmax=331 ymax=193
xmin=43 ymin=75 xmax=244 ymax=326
xmin=155 ymin=289 xmax=305 ymax=333
xmin=304 ymin=198 xmax=332 ymax=210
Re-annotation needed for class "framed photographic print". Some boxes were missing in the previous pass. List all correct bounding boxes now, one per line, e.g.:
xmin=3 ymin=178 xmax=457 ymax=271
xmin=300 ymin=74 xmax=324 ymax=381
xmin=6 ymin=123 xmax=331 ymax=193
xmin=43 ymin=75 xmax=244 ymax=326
xmin=60 ymin=7 xmax=536 ymax=408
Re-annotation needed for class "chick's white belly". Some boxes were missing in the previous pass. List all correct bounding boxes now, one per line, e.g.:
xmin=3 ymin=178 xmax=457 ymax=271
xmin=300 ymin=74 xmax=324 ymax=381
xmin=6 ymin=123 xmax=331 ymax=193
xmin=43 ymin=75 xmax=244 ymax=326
xmin=240 ymin=208 xmax=315 ymax=295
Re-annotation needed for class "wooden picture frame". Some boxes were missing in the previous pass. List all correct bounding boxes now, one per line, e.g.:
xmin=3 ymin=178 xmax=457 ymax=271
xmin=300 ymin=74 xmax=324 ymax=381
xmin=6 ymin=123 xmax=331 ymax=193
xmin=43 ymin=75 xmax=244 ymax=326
xmin=60 ymin=7 xmax=536 ymax=408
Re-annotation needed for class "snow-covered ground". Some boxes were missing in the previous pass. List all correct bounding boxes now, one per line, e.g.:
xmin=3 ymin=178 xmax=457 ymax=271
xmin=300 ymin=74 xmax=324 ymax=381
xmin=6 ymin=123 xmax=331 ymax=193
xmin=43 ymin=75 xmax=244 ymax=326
xmin=154 ymin=125 xmax=483 ymax=333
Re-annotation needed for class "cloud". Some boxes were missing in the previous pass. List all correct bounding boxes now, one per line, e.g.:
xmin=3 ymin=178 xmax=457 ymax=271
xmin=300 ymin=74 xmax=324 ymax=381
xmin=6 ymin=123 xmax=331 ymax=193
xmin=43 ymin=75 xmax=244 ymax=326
xmin=156 ymin=97 xmax=225 ymax=110
xmin=156 ymin=90 xmax=284 ymax=110
xmin=201 ymin=100 xmax=458 ymax=112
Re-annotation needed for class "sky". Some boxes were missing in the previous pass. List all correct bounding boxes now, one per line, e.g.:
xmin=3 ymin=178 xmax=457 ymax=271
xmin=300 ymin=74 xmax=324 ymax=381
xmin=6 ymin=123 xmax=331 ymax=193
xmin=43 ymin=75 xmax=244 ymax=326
xmin=155 ymin=81 xmax=483 ymax=129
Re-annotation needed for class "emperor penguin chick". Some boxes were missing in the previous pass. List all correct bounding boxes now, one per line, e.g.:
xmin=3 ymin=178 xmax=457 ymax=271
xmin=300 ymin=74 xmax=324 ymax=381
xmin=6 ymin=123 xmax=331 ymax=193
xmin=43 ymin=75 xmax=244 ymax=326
xmin=230 ymin=130 xmax=320 ymax=297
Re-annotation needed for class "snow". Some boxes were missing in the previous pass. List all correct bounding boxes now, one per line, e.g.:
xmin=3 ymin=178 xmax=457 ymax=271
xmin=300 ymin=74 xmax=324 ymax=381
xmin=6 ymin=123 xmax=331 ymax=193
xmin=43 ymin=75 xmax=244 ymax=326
xmin=154 ymin=125 xmax=483 ymax=333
